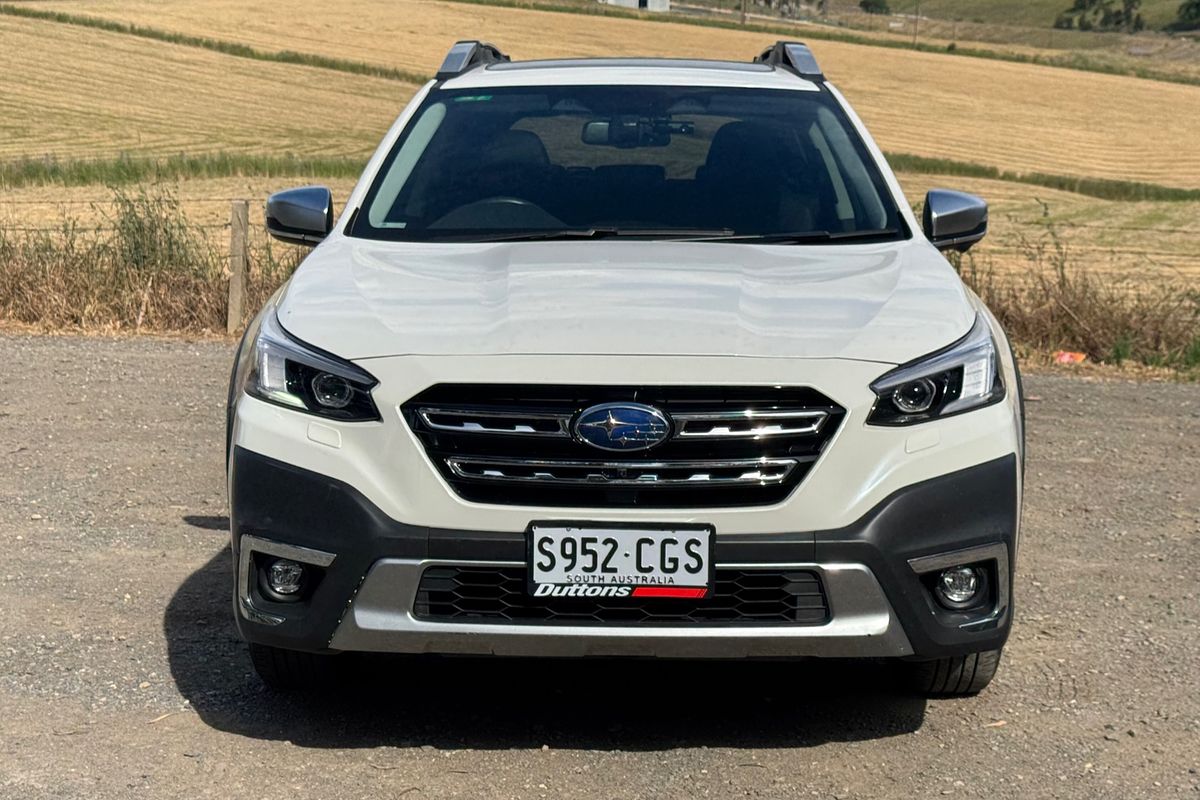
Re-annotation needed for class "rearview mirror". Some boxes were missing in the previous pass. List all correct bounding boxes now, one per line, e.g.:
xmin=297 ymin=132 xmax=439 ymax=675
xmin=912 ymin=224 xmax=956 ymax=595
xmin=923 ymin=189 xmax=987 ymax=252
xmin=580 ymin=116 xmax=692 ymax=148
xmin=581 ymin=120 xmax=613 ymax=146
xmin=265 ymin=186 xmax=334 ymax=246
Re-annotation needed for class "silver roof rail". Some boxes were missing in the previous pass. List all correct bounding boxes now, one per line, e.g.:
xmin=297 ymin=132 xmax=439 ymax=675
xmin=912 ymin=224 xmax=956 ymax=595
xmin=754 ymin=41 xmax=824 ymax=81
xmin=436 ymin=40 xmax=510 ymax=80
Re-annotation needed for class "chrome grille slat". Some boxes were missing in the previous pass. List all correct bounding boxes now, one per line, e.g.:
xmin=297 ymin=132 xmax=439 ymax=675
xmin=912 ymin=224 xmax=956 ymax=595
xmin=402 ymin=385 xmax=846 ymax=508
xmin=418 ymin=407 xmax=571 ymax=437
xmin=672 ymin=409 xmax=828 ymax=438
xmin=445 ymin=456 xmax=802 ymax=486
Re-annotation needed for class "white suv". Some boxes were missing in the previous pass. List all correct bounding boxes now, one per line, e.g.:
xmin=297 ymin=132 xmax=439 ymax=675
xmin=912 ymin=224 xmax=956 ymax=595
xmin=227 ymin=41 xmax=1023 ymax=696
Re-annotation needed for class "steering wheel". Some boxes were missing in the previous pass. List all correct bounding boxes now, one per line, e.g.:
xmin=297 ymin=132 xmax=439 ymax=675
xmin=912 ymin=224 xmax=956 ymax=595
xmin=429 ymin=196 xmax=563 ymax=229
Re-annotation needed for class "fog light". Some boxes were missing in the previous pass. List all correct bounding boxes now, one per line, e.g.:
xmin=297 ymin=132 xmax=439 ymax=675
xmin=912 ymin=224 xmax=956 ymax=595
xmin=267 ymin=559 xmax=305 ymax=595
xmin=935 ymin=566 xmax=981 ymax=609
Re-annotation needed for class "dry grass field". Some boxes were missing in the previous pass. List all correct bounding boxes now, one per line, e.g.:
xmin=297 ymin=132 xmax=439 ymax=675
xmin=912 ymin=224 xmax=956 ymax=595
xmin=0 ymin=14 xmax=413 ymax=162
xmin=897 ymin=173 xmax=1200 ymax=285
xmin=16 ymin=0 xmax=1200 ymax=188
xmin=0 ymin=177 xmax=360 ymax=236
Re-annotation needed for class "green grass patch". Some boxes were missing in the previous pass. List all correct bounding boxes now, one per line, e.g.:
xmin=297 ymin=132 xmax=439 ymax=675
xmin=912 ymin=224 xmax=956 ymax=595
xmin=1183 ymin=336 xmax=1200 ymax=368
xmin=0 ymin=152 xmax=367 ymax=189
xmin=0 ymin=3 xmax=429 ymax=84
xmin=1014 ymin=172 xmax=1200 ymax=202
xmin=885 ymin=152 xmax=1200 ymax=202
xmin=884 ymin=153 xmax=1002 ymax=181
xmin=911 ymin=0 xmax=1180 ymax=31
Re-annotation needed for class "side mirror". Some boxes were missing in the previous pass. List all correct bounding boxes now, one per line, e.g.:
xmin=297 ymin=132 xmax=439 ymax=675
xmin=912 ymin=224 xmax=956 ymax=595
xmin=923 ymin=189 xmax=987 ymax=252
xmin=265 ymin=186 xmax=334 ymax=246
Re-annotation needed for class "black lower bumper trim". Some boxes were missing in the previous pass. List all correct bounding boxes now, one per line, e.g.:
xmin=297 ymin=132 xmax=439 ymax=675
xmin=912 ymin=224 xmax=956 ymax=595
xmin=414 ymin=566 xmax=830 ymax=625
xmin=230 ymin=446 xmax=1018 ymax=658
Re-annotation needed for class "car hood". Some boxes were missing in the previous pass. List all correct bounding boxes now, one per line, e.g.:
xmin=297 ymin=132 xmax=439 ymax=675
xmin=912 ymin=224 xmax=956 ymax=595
xmin=277 ymin=236 xmax=976 ymax=365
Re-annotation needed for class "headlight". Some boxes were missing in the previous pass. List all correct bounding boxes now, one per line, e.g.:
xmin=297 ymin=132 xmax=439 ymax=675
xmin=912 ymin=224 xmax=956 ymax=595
xmin=242 ymin=309 xmax=380 ymax=422
xmin=867 ymin=313 xmax=1004 ymax=426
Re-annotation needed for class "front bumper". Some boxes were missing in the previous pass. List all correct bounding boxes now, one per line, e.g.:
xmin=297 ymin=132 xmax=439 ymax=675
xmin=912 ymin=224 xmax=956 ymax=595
xmin=230 ymin=447 xmax=1018 ymax=660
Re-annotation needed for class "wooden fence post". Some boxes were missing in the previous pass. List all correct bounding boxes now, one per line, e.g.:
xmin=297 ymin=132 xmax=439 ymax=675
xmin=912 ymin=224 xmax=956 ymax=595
xmin=227 ymin=200 xmax=249 ymax=335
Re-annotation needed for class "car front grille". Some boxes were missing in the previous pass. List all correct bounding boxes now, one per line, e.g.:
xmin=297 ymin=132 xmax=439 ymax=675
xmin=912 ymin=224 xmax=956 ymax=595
xmin=401 ymin=384 xmax=845 ymax=508
xmin=413 ymin=566 xmax=830 ymax=626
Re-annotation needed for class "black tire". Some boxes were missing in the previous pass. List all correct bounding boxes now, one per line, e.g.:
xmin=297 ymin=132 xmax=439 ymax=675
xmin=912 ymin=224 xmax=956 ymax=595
xmin=248 ymin=642 xmax=337 ymax=691
xmin=903 ymin=648 xmax=1003 ymax=697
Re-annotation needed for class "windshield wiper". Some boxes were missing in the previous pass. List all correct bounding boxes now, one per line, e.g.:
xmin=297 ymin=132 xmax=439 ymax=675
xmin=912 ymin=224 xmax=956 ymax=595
xmin=453 ymin=227 xmax=736 ymax=243
xmin=686 ymin=228 xmax=903 ymax=244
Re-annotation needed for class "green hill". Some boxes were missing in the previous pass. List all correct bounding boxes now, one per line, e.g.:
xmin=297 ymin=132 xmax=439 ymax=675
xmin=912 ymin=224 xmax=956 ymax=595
xmin=865 ymin=0 xmax=1182 ymax=30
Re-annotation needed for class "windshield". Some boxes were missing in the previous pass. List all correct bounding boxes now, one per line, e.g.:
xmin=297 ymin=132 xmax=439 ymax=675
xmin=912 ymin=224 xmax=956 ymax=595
xmin=350 ymin=85 xmax=907 ymax=243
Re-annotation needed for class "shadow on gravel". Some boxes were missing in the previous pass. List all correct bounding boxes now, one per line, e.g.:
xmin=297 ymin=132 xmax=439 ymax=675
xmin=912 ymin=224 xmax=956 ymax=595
xmin=166 ymin=547 xmax=926 ymax=751
xmin=182 ymin=514 xmax=230 ymax=531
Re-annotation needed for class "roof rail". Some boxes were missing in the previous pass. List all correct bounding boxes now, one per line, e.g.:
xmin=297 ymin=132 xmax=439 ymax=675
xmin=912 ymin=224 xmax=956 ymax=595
xmin=436 ymin=40 xmax=511 ymax=80
xmin=754 ymin=41 xmax=824 ymax=82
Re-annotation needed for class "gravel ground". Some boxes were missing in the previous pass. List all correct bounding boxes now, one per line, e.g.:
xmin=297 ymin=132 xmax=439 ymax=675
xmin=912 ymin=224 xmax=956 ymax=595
xmin=0 ymin=333 xmax=1197 ymax=799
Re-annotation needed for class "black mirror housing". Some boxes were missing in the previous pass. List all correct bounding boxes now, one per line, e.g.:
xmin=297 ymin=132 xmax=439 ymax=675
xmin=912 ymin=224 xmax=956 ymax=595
xmin=266 ymin=186 xmax=334 ymax=246
xmin=923 ymin=189 xmax=987 ymax=252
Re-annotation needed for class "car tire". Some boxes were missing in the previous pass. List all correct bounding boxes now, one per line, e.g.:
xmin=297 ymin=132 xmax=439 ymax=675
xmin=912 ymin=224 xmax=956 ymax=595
xmin=248 ymin=643 xmax=337 ymax=691
xmin=903 ymin=648 xmax=1002 ymax=697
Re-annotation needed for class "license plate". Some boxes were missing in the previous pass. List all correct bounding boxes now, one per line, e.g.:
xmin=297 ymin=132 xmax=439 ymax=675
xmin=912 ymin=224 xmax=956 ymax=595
xmin=528 ymin=524 xmax=713 ymax=599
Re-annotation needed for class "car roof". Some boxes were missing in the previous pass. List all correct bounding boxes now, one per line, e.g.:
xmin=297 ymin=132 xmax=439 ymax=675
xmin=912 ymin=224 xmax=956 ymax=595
xmin=440 ymin=58 xmax=822 ymax=92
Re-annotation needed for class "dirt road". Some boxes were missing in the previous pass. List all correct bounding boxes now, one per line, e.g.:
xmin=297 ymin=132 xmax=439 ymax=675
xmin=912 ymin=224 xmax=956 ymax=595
xmin=0 ymin=333 xmax=1197 ymax=799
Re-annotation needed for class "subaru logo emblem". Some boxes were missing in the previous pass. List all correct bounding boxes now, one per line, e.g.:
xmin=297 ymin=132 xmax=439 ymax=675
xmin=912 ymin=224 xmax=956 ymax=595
xmin=573 ymin=403 xmax=671 ymax=452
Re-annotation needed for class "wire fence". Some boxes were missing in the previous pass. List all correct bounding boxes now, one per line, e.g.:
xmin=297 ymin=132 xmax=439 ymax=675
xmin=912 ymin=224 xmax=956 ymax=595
xmin=2 ymin=196 xmax=1197 ymax=271
xmin=0 ymin=198 xmax=255 ymax=205
xmin=1 ymin=195 xmax=1195 ymax=354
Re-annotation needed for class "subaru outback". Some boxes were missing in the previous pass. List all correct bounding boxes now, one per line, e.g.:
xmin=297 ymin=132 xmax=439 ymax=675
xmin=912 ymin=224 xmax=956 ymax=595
xmin=227 ymin=41 xmax=1023 ymax=696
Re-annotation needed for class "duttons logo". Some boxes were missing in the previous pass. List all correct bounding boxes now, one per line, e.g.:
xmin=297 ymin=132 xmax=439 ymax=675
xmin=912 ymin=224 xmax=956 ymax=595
xmin=534 ymin=584 xmax=633 ymax=598
xmin=533 ymin=584 xmax=708 ymax=599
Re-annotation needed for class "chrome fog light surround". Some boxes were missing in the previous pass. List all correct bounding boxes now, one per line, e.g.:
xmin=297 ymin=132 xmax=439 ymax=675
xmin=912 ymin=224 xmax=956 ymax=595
xmin=907 ymin=543 xmax=1009 ymax=628
xmin=238 ymin=534 xmax=336 ymax=625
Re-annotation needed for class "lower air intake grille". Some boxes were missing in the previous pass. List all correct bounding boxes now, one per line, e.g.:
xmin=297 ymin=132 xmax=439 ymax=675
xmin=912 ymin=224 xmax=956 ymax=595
xmin=413 ymin=566 xmax=830 ymax=626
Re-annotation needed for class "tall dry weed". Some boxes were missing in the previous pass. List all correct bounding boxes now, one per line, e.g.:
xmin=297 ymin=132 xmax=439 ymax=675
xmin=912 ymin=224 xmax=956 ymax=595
xmin=0 ymin=187 xmax=298 ymax=332
xmin=957 ymin=227 xmax=1200 ymax=372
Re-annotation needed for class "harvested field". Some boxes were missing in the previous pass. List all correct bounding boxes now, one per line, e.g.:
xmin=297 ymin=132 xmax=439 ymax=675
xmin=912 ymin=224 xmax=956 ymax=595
xmin=15 ymin=0 xmax=1200 ymax=188
xmin=0 ymin=15 xmax=413 ymax=162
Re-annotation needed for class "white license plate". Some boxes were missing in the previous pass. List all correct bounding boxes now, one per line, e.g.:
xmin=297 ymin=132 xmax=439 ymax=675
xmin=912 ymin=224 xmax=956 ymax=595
xmin=529 ymin=525 xmax=713 ymax=598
